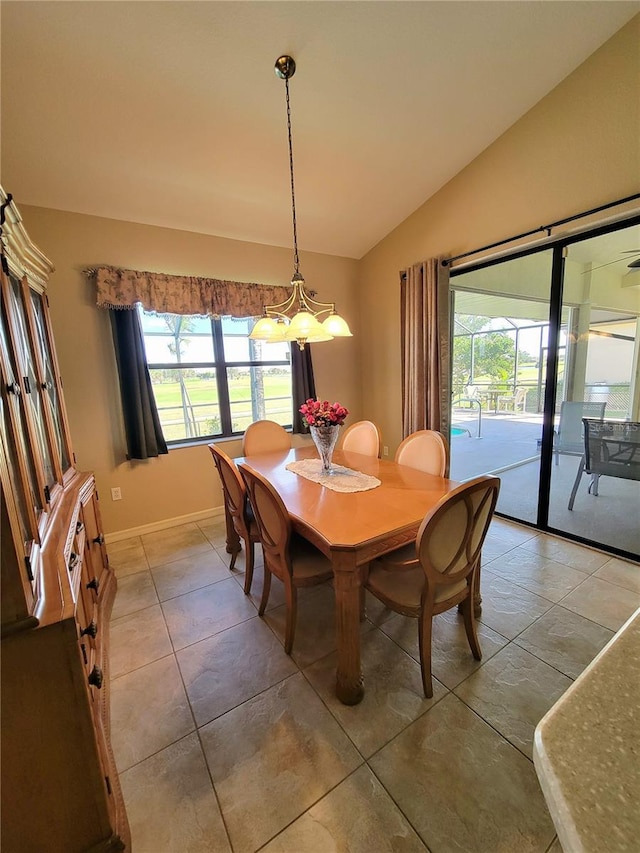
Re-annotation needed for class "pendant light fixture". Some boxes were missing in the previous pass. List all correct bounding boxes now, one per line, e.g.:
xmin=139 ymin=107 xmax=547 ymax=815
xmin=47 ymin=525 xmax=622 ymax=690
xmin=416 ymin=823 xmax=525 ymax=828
xmin=249 ymin=55 xmax=352 ymax=351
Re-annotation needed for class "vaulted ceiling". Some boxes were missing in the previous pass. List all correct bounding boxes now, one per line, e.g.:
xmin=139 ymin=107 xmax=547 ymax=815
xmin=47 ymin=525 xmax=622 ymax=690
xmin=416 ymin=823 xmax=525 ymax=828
xmin=2 ymin=1 xmax=637 ymax=259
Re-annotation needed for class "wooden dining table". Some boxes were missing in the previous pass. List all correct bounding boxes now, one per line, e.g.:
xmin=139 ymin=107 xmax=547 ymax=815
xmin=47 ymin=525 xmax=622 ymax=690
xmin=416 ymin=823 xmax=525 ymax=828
xmin=234 ymin=445 xmax=460 ymax=705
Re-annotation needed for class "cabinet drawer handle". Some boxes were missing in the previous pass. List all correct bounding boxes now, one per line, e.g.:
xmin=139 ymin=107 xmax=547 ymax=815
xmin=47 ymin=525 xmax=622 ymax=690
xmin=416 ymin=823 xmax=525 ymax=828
xmin=92 ymin=534 xmax=105 ymax=546
xmin=68 ymin=552 xmax=79 ymax=572
xmin=80 ymin=621 xmax=98 ymax=639
xmin=76 ymin=521 xmax=84 ymax=535
xmin=88 ymin=666 xmax=103 ymax=689
xmin=6 ymin=381 xmax=21 ymax=396
xmin=86 ymin=577 xmax=100 ymax=593
xmin=41 ymin=379 xmax=53 ymax=391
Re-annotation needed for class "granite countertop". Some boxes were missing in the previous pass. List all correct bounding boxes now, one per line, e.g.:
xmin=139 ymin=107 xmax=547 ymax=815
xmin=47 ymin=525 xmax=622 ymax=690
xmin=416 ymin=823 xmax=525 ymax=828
xmin=533 ymin=607 xmax=640 ymax=852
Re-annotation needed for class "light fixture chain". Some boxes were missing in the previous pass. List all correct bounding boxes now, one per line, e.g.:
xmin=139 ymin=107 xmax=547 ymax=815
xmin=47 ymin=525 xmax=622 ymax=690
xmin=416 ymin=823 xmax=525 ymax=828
xmin=249 ymin=56 xmax=351 ymax=348
xmin=285 ymin=75 xmax=300 ymax=276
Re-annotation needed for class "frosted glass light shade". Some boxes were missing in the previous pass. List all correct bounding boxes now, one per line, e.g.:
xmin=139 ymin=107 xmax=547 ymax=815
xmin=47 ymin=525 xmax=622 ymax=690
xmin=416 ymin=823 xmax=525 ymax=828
xmin=249 ymin=316 xmax=286 ymax=342
xmin=322 ymin=313 xmax=352 ymax=337
xmin=301 ymin=328 xmax=334 ymax=343
xmin=284 ymin=311 xmax=326 ymax=340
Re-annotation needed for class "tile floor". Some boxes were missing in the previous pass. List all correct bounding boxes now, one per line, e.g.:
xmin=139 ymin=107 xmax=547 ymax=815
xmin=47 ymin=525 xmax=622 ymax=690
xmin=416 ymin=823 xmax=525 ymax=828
xmin=108 ymin=515 xmax=640 ymax=853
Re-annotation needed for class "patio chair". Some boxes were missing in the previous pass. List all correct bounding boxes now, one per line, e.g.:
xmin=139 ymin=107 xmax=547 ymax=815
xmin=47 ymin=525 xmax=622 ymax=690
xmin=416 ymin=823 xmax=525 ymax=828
xmin=568 ymin=418 xmax=640 ymax=511
xmin=395 ymin=430 xmax=448 ymax=477
xmin=208 ymin=444 xmax=261 ymax=594
xmin=364 ymin=475 xmax=500 ymax=697
xmin=242 ymin=420 xmax=291 ymax=456
xmin=238 ymin=463 xmax=333 ymax=654
xmin=340 ymin=420 xmax=381 ymax=457
xmin=554 ymin=401 xmax=605 ymax=465
xmin=496 ymin=387 xmax=527 ymax=413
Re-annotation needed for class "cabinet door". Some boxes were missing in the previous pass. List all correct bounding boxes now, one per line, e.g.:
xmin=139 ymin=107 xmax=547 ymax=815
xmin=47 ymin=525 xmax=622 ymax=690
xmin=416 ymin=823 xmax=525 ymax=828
xmin=82 ymin=488 xmax=110 ymax=597
xmin=2 ymin=271 xmax=58 ymax=504
xmin=0 ymin=285 xmax=42 ymax=557
xmin=27 ymin=286 xmax=74 ymax=480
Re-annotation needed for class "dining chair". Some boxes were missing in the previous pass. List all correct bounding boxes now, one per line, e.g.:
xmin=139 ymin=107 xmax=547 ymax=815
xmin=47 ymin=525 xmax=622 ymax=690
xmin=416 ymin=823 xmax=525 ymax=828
xmin=340 ymin=420 xmax=381 ymax=457
xmin=208 ymin=444 xmax=261 ymax=594
xmin=238 ymin=462 xmax=333 ymax=654
xmin=242 ymin=420 xmax=291 ymax=456
xmin=395 ymin=429 xmax=448 ymax=477
xmin=364 ymin=475 xmax=500 ymax=697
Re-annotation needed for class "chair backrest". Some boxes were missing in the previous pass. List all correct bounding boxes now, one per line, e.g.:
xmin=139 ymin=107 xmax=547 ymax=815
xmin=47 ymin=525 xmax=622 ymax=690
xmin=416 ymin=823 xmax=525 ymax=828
xmin=395 ymin=430 xmax=448 ymax=477
xmin=340 ymin=420 xmax=381 ymax=457
xmin=557 ymin=401 xmax=606 ymax=454
xmin=416 ymin=475 xmax=500 ymax=593
xmin=514 ymin=387 xmax=527 ymax=406
xmin=583 ymin=418 xmax=640 ymax=481
xmin=242 ymin=420 xmax=291 ymax=456
xmin=208 ymin=444 xmax=249 ymax=535
xmin=238 ymin=463 xmax=292 ymax=579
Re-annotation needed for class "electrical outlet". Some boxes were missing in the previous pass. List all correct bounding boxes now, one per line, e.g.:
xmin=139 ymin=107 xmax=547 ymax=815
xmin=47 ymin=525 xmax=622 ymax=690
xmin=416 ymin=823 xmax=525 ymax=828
xmin=383 ymin=445 xmax=389 ymax=457
xmin=111 ymin=487 xmax=122 ymax=501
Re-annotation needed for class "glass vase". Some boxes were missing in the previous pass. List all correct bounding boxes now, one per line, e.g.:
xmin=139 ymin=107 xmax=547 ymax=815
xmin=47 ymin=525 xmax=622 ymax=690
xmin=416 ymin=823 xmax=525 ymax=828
xmin=309 ymin=424 xmax=340 ymax=474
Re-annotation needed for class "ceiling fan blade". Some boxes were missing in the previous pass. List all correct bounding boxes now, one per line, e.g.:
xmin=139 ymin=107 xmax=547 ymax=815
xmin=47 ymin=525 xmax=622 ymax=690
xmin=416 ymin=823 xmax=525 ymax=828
xmin=581 ymin=259 xmax=627 ymax=273
xmin=581 ymin=252 xmax=640 ymax=274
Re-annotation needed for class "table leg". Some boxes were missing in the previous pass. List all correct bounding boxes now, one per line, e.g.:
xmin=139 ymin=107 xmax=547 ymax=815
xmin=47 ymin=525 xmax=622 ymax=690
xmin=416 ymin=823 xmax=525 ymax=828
xmin=224 ymin=505 xmax=240 ymax=555
xmin=332 ymin=551 xmax=365 ymax=706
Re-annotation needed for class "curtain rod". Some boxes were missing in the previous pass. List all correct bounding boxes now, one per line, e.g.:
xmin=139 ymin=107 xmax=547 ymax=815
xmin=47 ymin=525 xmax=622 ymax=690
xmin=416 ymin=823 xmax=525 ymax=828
xmin=441 ymin=193 xmax=640 ymax=267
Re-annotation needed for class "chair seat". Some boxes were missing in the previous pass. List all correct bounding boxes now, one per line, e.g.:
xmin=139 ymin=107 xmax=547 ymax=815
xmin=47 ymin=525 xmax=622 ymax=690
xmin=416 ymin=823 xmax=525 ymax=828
xmin=290 ymin=533 xmax=333 ymax=582
xmin=368 ymin=557 xmax=467 ymax=608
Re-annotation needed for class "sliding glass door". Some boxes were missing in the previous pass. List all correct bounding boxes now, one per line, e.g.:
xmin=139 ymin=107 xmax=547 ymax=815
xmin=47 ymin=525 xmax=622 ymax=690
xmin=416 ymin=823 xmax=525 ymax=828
xmin=548 ymin=230 xmax=640 ymax=555
xmin=451 ymin=251 xmax=553 ymax=523
xmin=450 ymin=218 xmax=640 ymax=559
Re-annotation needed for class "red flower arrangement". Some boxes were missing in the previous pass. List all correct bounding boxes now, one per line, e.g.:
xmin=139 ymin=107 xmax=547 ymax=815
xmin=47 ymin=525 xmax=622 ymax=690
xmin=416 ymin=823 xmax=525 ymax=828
xmin=299 ymin=398 xmax=349 ymax=428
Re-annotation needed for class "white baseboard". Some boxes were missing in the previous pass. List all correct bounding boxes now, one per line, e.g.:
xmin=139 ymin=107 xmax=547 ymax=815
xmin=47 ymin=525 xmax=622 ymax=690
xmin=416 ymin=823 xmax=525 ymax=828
xmin=106 ymin=506 xmax=225 ymax=544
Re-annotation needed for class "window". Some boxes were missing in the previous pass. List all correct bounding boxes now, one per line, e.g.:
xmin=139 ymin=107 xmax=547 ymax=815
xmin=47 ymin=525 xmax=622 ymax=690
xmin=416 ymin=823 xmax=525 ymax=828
xmin=139 ymin=308 xmax=292 ymax=444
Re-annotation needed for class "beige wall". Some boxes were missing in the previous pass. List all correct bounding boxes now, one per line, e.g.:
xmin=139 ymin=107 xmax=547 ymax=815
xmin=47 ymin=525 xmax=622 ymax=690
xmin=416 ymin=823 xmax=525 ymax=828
xmin=358 ymin=16 xmax=640 ymax=454
xmin=21 ymin=207 xmax=360 ymax=535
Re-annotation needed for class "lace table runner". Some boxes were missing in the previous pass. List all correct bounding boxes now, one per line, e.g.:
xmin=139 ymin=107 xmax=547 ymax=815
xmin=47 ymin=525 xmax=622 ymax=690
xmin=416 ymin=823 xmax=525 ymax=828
xmin=286 ymin=458 xmax=381 ymax=493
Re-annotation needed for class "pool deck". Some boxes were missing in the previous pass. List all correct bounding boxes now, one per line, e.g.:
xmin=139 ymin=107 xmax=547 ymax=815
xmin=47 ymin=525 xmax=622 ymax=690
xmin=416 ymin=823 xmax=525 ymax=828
xmin=450 ymin=408 xmax=639 ymax=556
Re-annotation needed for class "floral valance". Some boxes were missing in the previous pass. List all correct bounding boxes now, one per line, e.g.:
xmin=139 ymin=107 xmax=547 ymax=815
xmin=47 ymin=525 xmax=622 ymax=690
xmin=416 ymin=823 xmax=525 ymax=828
xmin=89 ymin=265 xmax=291 ymax=318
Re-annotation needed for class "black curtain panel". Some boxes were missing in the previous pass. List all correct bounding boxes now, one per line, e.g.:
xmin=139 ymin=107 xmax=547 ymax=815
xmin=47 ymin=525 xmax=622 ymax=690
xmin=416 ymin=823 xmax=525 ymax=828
xmin=110 ymin=308 xmax=168 ymax=459
xmin=291 ymin=344 xmax=316 ymax=434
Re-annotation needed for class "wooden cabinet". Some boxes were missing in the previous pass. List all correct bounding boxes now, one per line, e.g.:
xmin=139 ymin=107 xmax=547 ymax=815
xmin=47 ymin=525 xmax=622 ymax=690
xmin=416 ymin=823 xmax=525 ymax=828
xmin=0 ymin=188 xmax=130 ymax=852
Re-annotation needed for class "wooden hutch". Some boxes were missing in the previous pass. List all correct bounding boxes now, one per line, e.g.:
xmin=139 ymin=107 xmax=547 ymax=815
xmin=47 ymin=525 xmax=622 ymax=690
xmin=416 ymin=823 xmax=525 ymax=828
xmin=0 ymin=188 xmax=129 ymax=851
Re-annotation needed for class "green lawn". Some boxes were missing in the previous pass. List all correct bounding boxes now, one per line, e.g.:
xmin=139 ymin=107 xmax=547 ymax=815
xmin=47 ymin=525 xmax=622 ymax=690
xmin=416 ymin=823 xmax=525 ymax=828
xmin=151 ymin=375 xmax=293 ymax=439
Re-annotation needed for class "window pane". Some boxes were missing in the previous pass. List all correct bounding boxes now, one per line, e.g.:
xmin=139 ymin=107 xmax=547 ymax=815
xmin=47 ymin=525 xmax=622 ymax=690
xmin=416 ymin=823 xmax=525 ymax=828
xmin=149 ymin=368 xmax=221 ymax=441
xmin=222 ymin=317 xmax=290 ymax=363
xmin=140 ymin=311 xmax=215 ymax=364
xmin=227 ymin=365 xmax=292 ymax=432
xmin=140 ymin=310 xmax=294 ymax=442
